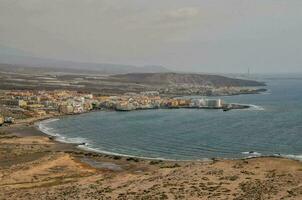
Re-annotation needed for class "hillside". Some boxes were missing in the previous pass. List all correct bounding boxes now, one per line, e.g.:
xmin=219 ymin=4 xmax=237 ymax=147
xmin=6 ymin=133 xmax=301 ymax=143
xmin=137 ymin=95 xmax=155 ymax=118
xmin=112 ymin=73 xmax=266 ymax=87
xmin=0 ymin=64 xmax=266 ymax=95
xmin=0 ymin=55 xmax=169 ymax=75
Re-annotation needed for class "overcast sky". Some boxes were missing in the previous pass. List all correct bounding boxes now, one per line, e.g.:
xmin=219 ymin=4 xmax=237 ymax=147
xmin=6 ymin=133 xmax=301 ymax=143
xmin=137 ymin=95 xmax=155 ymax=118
xmin=1 ymin=0 xmax=302 ymax=73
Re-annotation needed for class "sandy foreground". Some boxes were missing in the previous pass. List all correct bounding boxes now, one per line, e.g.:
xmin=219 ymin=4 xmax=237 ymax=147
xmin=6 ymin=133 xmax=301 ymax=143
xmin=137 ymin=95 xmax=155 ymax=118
xmin=1 ymin=125 xmax=302 ymax=200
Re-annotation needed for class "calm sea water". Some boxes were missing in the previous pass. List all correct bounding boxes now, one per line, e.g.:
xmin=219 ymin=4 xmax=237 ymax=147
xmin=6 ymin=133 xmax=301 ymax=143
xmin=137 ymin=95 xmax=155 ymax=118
xmin=39 ymin=75 xmax=302 ymax=160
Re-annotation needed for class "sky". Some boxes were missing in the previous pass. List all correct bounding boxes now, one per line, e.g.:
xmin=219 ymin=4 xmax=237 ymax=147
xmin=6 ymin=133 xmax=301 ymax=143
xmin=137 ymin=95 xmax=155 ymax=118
xmin=0 ymin=0 xmax=302 ymax=73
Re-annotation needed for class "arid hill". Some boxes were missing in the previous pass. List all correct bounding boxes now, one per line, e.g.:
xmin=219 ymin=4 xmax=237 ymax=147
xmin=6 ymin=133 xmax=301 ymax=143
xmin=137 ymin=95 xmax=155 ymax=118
xmin=0 ymin=64 xmax=266 ymax=95
xmin=112 ymin=73 xmax=266 ymax=87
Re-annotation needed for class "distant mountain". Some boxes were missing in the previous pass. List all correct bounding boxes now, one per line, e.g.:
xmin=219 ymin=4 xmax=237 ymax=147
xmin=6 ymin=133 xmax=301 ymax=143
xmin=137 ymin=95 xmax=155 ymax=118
xmin=112 ymin=73 xmax=266 ymax=87
xmin=0 ymin=55 xmax=169 ymax=74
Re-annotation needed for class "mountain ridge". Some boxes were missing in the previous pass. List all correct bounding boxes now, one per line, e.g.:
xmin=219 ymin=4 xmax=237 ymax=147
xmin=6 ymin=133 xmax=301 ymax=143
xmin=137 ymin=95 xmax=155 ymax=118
xmin=112 ymin=73 xmax=266 ymax=87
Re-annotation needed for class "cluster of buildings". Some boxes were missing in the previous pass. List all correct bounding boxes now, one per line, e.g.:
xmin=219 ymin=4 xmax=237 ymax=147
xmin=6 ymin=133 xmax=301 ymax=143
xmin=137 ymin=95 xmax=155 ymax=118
xmin=0 ymin=89 xmax=226 ymax=125
xmin=158 ymin=85 xmax=261 ymax=96
xmin=95 ymin=91 xmax=224 ymax=111
xmin=0 ymin=90 xmax=97 ymax=124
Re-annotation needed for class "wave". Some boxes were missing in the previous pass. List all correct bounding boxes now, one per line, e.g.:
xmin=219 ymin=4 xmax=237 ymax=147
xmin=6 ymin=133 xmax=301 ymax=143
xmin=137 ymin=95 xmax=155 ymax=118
xmin=242 ymin=151 xmax=262 ymax=157
xmin=247 ymin=104 xmax=265 ymax=111
xmin=39 ymin=125 xmax=91 ymax=145
xmin=77 ymin=145 xmax=207 ymax=161
xmin=56 ymin=136 xmax=91 ymax=144
xmin=259 ymin=89 xmax=272 ymax=95
xmin=230 ymin=103 xmax=265 ymax=111
xmin=36 ymin=118 xmax=59 ymax=136
xmin=275 ymin=154 xmax=302 ymax=161
xmin=242 ymin=152 xmax=302 ymax=162
xmin=38 ymin=124 xmax=59 ymax=137
xmin=37 ymin=118 xmax=91 ymax=145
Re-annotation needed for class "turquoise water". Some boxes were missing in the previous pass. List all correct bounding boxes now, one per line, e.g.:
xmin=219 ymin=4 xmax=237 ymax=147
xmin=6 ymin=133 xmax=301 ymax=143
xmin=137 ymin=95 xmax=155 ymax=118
xmin=39 ymin=75 xmax=302 ymax=160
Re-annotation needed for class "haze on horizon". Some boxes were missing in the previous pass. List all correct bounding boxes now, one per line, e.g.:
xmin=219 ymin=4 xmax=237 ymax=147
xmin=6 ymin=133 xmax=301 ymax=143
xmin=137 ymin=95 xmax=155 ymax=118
xmin=0 ymin=0 xmax=302 ymax=74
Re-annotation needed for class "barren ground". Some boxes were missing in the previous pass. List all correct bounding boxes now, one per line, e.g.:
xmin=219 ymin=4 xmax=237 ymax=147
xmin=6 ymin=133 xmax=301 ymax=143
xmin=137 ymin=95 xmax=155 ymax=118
xmin=1 ymin=126 xmax=302 ymax=200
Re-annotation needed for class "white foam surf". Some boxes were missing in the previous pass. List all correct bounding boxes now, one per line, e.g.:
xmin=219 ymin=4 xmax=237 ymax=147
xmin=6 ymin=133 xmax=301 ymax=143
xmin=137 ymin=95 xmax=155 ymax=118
xmin=37 ymin=118 xmax=91 ymax=145
xmin=242 ymin=151 xmax=262 ymax=157
xmin=54 ymin=136 xmax=90 ymax=144
xmin=241 ymin=152 xmax=302 ymax=162
xmin=78 ymin=145 xmax=211 ymax=162
xmin=38 ymin=122 xmax=59 ymax=137
xmin=247 ymin=104 xmax=265 ymax=111
xmin=275 ymin=154 xmax=302 ymax=161
xmin=232 ymin=103 xmax=265 ymax=111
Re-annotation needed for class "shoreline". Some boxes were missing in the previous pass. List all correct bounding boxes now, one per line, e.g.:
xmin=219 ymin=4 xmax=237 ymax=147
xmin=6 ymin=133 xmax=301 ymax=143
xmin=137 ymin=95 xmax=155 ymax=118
xmin=1 ymin=98 xmax=298 ymax=165
xmin=3 ymin=118 xmax=302 ymax=164
xmin=2 ymin=117 xmax=302 ymax=199
xmin=27 ymin=113 xmax=302 ymax=163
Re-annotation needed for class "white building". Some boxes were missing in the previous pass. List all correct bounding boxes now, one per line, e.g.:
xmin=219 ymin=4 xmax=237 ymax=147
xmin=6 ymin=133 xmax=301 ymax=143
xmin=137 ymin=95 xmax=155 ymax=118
xmin=204 ymin=99 xmax=223 ymax=108
xmin=190 ymin=98 xmax=223 ymax=108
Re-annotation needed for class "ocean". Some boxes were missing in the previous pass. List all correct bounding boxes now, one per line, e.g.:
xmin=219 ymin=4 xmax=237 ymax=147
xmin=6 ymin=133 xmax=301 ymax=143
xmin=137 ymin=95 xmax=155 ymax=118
xmin=38 ymin=74 xmax=302 ymax=161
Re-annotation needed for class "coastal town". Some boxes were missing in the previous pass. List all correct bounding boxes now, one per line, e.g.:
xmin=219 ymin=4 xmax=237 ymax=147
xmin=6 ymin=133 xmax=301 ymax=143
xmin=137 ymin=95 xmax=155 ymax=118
xmin=2 ymin=1 xmax=302 ymax=198
xmin=0 ymin=89 xmax=249 ymax=126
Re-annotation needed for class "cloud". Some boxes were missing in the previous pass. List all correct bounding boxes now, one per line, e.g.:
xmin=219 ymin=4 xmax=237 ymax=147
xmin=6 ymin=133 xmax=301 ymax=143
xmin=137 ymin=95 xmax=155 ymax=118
xmin=0 ymin=1 xmax=204 ymax=63
xmin=0 ymin=0 xmax=302 ymax=73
